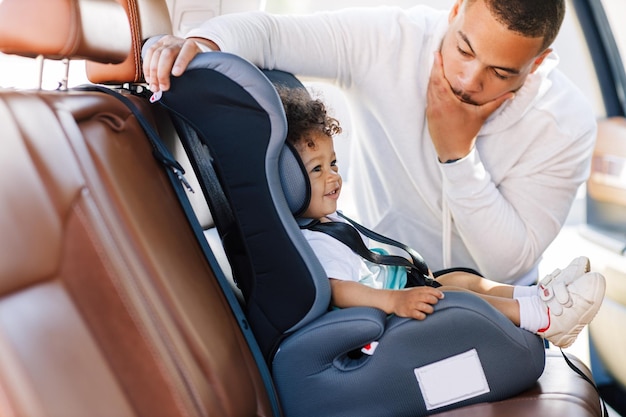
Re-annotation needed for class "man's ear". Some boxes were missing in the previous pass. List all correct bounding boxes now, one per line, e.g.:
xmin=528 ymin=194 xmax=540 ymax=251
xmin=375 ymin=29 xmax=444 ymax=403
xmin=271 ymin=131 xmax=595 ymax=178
xmin=530 ymin=48 xmax=552 ymax=73
xmin=448 ymin=0 xmax=464 ymax=23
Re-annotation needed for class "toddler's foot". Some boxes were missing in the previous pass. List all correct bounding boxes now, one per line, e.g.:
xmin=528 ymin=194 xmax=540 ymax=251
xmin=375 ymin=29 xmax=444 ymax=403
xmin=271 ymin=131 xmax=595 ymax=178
xmin=538 ymin=271 xmax=605 ymax=348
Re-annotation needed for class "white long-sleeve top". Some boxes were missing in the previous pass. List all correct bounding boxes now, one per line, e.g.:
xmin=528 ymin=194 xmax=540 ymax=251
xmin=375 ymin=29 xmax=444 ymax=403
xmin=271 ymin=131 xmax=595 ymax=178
xmin=187 ymin=6 xmax=596 ymax=284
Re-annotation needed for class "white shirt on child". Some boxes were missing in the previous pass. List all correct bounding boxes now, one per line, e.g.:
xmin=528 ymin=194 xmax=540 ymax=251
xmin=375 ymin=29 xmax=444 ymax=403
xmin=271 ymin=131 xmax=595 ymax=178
xmin=300 ymin=212 xmax=407 ymax=290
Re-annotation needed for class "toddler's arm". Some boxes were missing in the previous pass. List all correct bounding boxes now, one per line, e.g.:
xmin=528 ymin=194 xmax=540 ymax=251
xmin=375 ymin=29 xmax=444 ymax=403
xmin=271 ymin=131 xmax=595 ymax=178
xmin=329 ymin=279 xmax=444 ymax=320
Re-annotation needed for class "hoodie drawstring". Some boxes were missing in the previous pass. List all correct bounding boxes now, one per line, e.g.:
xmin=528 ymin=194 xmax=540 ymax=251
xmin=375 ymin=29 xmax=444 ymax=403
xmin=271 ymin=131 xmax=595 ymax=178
xmin=441 ymin=183 xmax=452 ymax=269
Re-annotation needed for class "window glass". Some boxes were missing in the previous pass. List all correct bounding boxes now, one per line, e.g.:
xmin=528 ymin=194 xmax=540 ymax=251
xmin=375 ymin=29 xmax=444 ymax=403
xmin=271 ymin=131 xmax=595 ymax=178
xmin=553 ymin=1 xmax=604 ymax=118
xmin=601 ymin=0 xmax=626 ymax=60
xmin=0 ymin=54 xmax=88 ymax=90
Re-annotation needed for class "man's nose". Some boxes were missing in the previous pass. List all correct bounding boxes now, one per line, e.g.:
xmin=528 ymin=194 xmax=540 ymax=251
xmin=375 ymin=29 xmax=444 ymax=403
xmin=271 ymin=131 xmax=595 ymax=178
xmin=458 ymin=63 xmax=483 ymax=94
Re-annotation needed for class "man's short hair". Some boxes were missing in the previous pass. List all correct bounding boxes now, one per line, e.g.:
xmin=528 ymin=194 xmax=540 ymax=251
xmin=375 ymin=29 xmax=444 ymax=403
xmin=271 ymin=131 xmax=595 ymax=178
xmin=469 ymin=0 xmax=566 ymax=53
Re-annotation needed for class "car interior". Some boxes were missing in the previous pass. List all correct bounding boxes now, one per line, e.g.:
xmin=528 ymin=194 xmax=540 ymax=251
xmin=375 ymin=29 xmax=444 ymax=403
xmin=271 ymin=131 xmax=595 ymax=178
xmin=0 ymin=0 xmax=623 ymax=416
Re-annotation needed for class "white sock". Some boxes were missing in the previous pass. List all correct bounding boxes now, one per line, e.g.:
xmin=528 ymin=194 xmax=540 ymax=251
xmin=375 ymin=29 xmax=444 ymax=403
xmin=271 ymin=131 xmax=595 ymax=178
xmin=513 ymin=285 xmax=538 ymax=299
xmin=518 ymin=295 xmax=549 ymax=333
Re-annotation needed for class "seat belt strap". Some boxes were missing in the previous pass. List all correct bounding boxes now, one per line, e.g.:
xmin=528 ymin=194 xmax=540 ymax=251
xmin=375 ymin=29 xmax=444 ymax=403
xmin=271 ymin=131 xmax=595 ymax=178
xmin=302 ymin=213 xmax=430 ymax=280
xmin=308 ymin=221 xmax=416 ymax=269
xmin=336 ymin=211 xmax=429 ymax=273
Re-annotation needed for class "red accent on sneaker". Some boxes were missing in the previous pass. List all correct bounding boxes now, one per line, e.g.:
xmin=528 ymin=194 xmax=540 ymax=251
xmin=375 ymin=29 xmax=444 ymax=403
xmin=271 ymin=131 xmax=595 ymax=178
xmin=538 ymin=307 xmax=551 ymax=333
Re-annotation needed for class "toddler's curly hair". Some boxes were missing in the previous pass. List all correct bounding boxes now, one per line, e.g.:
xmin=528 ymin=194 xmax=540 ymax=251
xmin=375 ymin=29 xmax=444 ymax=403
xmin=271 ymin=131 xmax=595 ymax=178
xmin=276 ymin=86 xmax=342 ymax=149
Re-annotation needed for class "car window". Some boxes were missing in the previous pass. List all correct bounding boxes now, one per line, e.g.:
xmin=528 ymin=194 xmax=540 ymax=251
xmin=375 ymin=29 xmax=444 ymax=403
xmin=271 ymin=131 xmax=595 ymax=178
xmin=602 ymin=0 xmax=626 ymax=58
xmin=0 ymin=54 xmax=88 ymax=89
xmin=555 ymin=3 xmax=605 ymax=118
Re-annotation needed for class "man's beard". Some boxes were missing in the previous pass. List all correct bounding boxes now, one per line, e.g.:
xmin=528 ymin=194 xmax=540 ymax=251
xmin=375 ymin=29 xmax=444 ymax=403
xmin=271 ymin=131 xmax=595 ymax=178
xmin=452 ymin=87 xmax=479 ymax=106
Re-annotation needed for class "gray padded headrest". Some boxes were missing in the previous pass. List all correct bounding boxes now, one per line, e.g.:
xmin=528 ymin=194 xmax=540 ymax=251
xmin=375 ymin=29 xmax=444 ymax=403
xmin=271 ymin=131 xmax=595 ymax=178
xmin=259 ymin=69 xmax=312 ymax=218
xmin=278 ymin=143 xmax=310 ymax=217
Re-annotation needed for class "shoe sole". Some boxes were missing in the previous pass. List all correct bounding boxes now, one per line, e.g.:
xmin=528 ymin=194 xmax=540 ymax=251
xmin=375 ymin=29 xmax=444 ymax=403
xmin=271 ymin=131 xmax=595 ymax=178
xmin=547 ymin=271 xmax=605 ymax=348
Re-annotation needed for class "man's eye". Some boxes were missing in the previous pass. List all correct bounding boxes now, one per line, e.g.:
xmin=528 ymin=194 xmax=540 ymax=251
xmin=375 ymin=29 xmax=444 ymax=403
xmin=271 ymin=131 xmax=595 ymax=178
xmin=493 ymin=70 xmax=510 ymax=80
xmin=457 ymin=46 xmax=471 ymax=57
xmin=331 ymin=160 xmax=337 ymax=167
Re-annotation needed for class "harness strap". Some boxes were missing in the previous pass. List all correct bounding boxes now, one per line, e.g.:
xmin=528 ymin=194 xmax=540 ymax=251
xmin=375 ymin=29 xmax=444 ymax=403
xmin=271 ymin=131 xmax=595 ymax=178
xmin=336 ymin=211 xmax=429 ymax=273
xmin=302 ymin=212 xmax=430 ymax=282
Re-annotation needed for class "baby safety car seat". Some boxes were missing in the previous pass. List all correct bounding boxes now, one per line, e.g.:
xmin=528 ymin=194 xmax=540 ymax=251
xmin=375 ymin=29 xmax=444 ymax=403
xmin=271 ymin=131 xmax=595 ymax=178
xmin=146 ymin=48 xmax=546 ymax=417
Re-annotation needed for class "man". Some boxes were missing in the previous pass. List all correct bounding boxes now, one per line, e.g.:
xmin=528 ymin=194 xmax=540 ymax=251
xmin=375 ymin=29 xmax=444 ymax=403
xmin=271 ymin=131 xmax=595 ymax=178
xmin=143 ymin=0 xmax=596 ymax=284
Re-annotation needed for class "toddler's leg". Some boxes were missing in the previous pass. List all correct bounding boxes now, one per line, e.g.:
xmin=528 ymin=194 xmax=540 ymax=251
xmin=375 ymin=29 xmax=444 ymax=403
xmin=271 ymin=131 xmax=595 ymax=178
xmin=436 ymin=272 xmax=518 ymax=298
xmin=436 ymin=256 xmax=591 ymax=299
xmin=434 ymin=286 xmax=522 ymax=324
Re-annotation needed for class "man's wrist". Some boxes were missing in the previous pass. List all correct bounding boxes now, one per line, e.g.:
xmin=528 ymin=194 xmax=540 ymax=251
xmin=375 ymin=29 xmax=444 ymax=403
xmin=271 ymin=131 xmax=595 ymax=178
xmin=437 ymin=148 xmax=474 ymax=164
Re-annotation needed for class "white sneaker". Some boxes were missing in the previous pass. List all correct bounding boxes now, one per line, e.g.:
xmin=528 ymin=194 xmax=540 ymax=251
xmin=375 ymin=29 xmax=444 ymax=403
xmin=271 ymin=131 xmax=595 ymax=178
xmin=539 ymin=256 xmax=590 ymax=289
xmin=538 ymin=271 xmax=606 ymax=348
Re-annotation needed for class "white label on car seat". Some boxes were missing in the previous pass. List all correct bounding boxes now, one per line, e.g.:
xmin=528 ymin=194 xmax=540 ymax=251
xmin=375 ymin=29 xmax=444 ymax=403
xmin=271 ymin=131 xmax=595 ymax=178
xmin=414 ymin=349 xmax=489 ymax=410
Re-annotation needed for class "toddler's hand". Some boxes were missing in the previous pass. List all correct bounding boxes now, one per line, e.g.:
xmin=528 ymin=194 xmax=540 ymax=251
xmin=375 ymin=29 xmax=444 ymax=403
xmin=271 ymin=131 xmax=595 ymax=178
xmin=389 ymin=287 xmax=444 ymax=320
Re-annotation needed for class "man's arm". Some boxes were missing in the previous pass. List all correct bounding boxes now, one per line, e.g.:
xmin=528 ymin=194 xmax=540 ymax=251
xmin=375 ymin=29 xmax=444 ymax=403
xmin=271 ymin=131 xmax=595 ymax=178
xmin=142 ymin=8 xmax=415 ymax=93
xmin=441 ymin=122 xmax=596 ymax=283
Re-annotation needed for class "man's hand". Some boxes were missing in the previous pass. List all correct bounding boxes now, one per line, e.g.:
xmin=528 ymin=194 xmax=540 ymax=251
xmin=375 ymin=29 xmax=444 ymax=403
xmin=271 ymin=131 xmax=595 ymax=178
xmin=142 ymin=35 xmax=220 ymax=93
xmin=426 ymin=52 xmax=513 ymax=162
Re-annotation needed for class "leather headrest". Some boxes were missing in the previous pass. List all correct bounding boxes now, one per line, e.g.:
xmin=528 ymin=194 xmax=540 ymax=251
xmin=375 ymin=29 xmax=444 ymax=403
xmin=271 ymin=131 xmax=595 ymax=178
xmin=0 ymin=0 xmax=131 ymax=64
xmin=86 ymin=0 xmax=173 ymax=85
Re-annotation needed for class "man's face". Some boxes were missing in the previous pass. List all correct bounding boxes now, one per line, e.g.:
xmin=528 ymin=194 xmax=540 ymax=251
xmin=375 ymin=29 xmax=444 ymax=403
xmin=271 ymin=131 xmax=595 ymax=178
xmin=440 ymin=0 xmax=550 ymax=106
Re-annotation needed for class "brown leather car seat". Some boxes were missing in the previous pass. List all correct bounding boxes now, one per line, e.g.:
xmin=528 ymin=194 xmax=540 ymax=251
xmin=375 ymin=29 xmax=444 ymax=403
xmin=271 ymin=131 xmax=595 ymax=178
xmin=0 ymin=0 xmax=607 ymax=416
xmin=0 ymin=0 xmax=275 ymax=416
